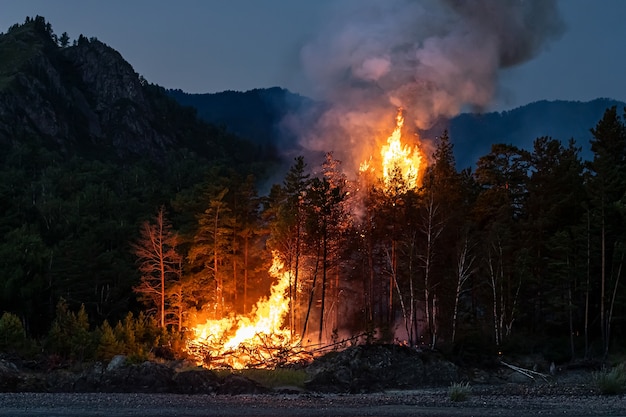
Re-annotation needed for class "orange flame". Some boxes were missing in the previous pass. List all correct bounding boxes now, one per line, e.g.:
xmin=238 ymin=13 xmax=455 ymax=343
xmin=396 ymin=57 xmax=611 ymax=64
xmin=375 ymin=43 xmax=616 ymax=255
xmin=185 ymin=252 xmax=295 ymax=369
xmin=361 ymin=109 xmax=424 ymax=191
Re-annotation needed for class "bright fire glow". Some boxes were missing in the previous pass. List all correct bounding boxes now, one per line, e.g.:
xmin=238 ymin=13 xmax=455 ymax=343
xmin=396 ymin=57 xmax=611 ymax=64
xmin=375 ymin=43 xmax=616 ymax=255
xmin=185 ymin=252 xmax=296 ymax=369
xmin=361 ymin=109 xmax=424 ymax=191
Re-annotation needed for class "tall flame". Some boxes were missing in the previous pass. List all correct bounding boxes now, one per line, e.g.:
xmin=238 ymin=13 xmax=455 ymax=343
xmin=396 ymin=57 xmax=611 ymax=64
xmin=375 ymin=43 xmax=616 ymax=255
xmin=185 ymin=252 xmax=294 ymax=369
xmin=361 ymin=108 xmax=424 ymax=191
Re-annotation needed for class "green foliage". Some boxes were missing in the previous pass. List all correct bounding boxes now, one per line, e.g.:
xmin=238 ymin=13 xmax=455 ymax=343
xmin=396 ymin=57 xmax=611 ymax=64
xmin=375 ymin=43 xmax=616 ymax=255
xmin=448 ymin=381 xmax=472 ymax=402
xmin=96 ymin=320 xmax=122 ymax=362
xmin=0 ymin=312 xmax=26 ymax=351
xmin=95 ymin=312 xmax=165 ymax=362
xmin=592 ymin=363 xmax=626 ymax=395
xmin=45 ymin=299 xmax=94 ymax=360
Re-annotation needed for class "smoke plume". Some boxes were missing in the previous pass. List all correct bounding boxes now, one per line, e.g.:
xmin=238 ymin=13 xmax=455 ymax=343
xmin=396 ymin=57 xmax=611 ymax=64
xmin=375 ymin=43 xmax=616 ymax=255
xmin=293 ymin=0 xmax=564 ymax=172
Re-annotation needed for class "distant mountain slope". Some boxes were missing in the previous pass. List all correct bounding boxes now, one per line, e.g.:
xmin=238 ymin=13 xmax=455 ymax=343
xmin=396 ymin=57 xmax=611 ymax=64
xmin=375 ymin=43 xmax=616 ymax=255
xmin=170 ymin=87 xmax=625 ymax=169
xmin=167 ymin=87 xmax=315 ymax=150
xmin=443 ymin=98 xmax=626 ymax=168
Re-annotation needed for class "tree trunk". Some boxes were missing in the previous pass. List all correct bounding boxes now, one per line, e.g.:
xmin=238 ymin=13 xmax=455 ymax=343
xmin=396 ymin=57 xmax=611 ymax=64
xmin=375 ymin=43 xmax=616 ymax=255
xmin=243 ymin=234 xmax=249 ymax=314
xmin=318 ymin=226 xmax=328 ymax=344
xmin=214 ymin=205 xmax=222 ymax=316
xmin=605 ymin=248 xmax=624 ymax=359
xmin=600 ymin=205 xmax=606 ymax=353
xmin=452 ymin=235 xmax=474 ymax=344
xmin=301 ymin=246 xmax=320 ymax=344
xmin=584 ymin=208 xmax=591 ymax=358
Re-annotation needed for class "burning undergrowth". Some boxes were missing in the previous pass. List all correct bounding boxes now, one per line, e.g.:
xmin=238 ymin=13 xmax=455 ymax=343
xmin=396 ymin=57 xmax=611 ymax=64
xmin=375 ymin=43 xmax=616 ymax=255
xmin=184 ymin=252 xmax=299 ymax=369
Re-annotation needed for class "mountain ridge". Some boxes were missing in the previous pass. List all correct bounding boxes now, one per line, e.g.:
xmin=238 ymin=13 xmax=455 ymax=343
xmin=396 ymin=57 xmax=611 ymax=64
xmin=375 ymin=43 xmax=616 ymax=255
xmin=169 ymin=88 xmax=625 ymax=168
xmin=443 ymin=97 xmax=626 ymax=167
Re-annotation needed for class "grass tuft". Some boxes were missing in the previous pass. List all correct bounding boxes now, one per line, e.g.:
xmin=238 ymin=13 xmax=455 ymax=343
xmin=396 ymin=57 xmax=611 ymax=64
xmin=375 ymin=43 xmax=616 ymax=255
xmin=592 ymin=363 xmax=626 ymax=395
xmin=448 ymin=381 xmax=472 ymax=402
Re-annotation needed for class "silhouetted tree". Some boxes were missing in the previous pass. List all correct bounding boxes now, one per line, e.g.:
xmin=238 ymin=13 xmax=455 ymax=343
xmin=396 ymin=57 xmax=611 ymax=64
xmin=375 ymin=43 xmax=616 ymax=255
xmin=587 ymin=106 xmax=626 ymax=358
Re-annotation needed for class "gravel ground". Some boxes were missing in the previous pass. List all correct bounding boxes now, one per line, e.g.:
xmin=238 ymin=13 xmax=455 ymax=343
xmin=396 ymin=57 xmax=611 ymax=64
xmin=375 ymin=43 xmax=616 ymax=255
xmin=0 ymin=388 xmax=624 ymax=417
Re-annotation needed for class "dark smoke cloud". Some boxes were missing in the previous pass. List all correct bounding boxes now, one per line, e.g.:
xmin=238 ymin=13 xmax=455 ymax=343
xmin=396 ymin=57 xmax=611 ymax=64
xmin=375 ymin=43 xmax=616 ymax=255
xmin=442 ymin=0 xmax=565 ymax=68
xmin=293 ymin=0 xmax=564 ymax=173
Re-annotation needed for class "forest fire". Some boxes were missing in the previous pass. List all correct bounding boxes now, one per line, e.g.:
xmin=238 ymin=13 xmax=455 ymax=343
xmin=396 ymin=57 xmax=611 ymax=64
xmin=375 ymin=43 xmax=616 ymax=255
xmin=185 ymin=109 xmax=426 ymax=369
xmin=185 ymin=252 xmax=298 ymax=369
xmin=360 ymin=109 xmax=424 ymax=190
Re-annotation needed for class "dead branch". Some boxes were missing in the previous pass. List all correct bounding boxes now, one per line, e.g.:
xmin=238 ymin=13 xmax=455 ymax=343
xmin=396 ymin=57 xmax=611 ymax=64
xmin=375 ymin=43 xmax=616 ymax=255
xmin=500 ymin=360 xmax=551 ymax=382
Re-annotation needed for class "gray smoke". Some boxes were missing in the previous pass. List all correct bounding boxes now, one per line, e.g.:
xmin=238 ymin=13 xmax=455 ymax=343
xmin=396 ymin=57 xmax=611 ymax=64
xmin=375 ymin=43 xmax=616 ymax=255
xmin=293 ymin=0 xmax=564 ymax=172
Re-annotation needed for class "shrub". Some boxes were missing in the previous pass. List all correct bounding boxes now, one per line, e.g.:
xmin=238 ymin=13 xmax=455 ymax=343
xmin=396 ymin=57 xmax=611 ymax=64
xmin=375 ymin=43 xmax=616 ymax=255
xmin=592 ymin=363 xmax=626 ymax=395
xmin=0 ymin=312 xmax=26 ymax=351
xmin=45 ymin=299 xmax=94 ymax=360
xmin=96 ymin=320 xmax=123 ymax=361
xmin=448 ymin=381 xmax=472 ymax=402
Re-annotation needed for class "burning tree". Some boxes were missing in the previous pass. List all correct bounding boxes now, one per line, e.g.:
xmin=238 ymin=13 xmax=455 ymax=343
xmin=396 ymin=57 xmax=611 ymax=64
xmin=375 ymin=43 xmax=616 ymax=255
xmin=265 ymin=156 xmax=311 ymax=338
xmin=302 ymin=152 xmax=351 ymax=344
xmin=354 ymin=109 xmax=428 ymax=345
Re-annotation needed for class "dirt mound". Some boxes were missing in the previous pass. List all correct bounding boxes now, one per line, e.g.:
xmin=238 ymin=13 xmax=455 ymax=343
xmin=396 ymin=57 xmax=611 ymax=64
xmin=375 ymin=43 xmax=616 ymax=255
xmin=304 ymin=344 xmax=459 ymax=393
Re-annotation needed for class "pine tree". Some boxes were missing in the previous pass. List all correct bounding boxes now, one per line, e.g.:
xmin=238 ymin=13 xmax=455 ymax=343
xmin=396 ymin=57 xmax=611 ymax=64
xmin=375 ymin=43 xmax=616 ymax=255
xmin=187 ymin=188 xmax=233 ymax=317
xmin=587 ymin=106 xmax=626 ymax=357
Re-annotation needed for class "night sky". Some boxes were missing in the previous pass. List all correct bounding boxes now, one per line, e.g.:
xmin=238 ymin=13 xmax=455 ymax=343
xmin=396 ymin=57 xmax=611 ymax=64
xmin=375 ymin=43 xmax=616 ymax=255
xmin=1 ymin=0 xmax=625 ymax=112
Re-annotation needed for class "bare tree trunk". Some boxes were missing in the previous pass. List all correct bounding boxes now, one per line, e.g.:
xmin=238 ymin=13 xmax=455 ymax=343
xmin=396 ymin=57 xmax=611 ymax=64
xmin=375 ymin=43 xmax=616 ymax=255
xmin=159 ymin=232 xmax=165 ymax=328
xmin=389 ymin=240 xmax=396 ymax=324
xmin=487 ymin=248 xmax=501 ymax=346
xmin=334 ymin=263 xmax=340 ymax=335
xmin=243 ymin=235 xmax=249 ymax=315
xmin=600 ymin=206 xmax=606 ymax=353
xmin=302 ymin=246 xmax=321 ymax=344
xmin=585 ymin=208 xmax=591 ymax=358
xmin=213 ymin=205 xmax=222 ymax=316
xmin=605 ymin=248 xmax=624 ymax=359
xmin=568 ymin=285 xmax=575 ymax=360
xmin=408 ymin=232 xmax=417 ymax=346
xmin=431 ymin=294 xmax=438 ymax=348
xmin=420 ymin=196 xmax=442 ymax=347
xmin=289 ymin=215 xmax=302 ymax=340
xmin=387 ymin=247 xmax=409 ymax=341
xmin=452 ymin=234 xmax=475 ymax=343
xmin=319 ymin=228 xmax=328 ymax=344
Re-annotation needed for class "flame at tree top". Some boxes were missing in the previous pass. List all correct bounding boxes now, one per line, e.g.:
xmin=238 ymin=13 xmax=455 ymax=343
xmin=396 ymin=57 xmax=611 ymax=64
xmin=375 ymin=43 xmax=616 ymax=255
xmin=185 ymin=252 xmax=296 ymax=369
xmin=360 ymin=108 xmax=424 ymax=191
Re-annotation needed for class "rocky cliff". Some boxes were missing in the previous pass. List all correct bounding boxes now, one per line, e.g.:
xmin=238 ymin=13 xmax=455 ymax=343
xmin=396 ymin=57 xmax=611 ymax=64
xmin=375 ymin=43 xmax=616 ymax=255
xmin=0 ymin=16 xmax=221 ymax=161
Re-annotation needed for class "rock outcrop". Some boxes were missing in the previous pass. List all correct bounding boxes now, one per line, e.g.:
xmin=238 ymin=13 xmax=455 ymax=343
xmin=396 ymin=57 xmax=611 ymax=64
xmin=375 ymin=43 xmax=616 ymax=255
xmin=304 ymin=344 xmax=459 ymax=393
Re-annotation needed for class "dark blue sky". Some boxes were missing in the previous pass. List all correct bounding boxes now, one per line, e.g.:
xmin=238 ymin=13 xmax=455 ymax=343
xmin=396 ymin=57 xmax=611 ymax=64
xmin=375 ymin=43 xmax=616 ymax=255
xmin=1 ymin=0 xmax=625 ymax=111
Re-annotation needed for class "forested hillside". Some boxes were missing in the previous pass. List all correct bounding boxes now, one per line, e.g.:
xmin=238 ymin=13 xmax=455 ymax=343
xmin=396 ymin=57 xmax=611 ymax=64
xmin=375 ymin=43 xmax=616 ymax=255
xmin=0 ymin=17 xmax=275 ymax=337
xmin=0 ymin=16 xmax=624 ymax=367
